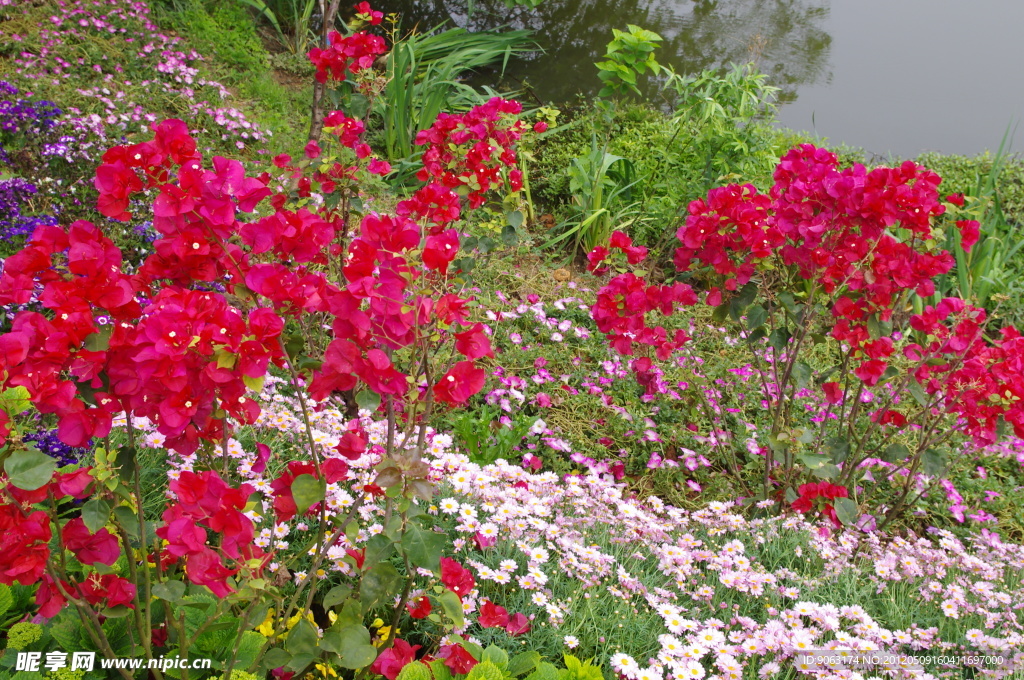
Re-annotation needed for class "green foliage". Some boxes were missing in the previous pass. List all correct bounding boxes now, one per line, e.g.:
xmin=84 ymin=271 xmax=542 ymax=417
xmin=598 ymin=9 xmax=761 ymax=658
xmin=559 ymin=655 xmax=603 ymax=680
xmin=916 ymin=141 xmax=1024 ymax=327
xmin=397 ymin=661 xmax=434 ymax=680
xmin=155 ymin=0 xmax=312 ymax=154
xmin=5 ymin=623 xmax=43 ymax=651
xmin=451 ymin=405 xmax=540 ymax=466
xmin=543 ymin=136 xmax=642 ymax=257
xmin=595 ymin=26 xmax=666 ymax=98
xmin=376 ymin=28 xmax=533 ymax=168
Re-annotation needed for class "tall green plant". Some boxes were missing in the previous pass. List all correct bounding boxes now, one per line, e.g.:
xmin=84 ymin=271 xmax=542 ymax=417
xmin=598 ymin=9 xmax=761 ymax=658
xmin=915 ymin=129 xmax=1024 ymax=320
xmin=542 ymin=136 xmax=643 ymax=257
xmin=237 ymin=0 xmax=318 ymax=55
xmin=379 ymin=28 xmax=533 ymax=167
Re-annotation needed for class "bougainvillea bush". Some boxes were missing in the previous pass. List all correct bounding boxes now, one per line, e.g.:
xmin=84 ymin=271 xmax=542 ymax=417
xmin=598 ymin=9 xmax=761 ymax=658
xmin=0 ymin=56 xmax=533 ymax=676
xmin=581 ymin=145 xmax=1024 ymax=532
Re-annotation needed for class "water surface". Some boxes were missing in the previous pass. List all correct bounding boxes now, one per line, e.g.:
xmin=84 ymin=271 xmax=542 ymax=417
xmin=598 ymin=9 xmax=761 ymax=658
xmin=377 ymin=0 xmax=1024 ymax=158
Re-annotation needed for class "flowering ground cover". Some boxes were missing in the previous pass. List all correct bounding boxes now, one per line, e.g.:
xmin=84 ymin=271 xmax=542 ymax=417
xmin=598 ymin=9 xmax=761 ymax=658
xmin=2 ymin=1 xmax=1024 ymax=679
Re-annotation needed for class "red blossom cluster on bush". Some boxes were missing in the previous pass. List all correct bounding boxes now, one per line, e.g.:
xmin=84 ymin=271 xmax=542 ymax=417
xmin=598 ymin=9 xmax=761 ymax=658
xmin=675 ymin=145 xmax=971 ymax=385
xmin=791 ymin=481 xmax=849 ymax=528
xmin=415 ymin=97 xmax=526 ymax=208
xmin=308 ymin=27 xmax=386 ymax=84
xmin=374 ymin=558 xmax=529 ymax=680
xmin=589 ymin=231 xmax=697 ymax=359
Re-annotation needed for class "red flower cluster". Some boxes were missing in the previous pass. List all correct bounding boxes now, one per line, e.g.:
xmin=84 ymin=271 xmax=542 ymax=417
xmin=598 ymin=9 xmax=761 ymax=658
xmin=791 ymin=481 xmax=848 ymax=528
xmin=308 ymin=29 xmax=386 ymax=84
xmin=904 ymin=298 xmax=1024 ymax=445
xmin=156 ymin=470 xmax=263 ymax=597
xmin=414 ymin=97 xmax=525 ymax=208
xmin=674 ymin=145 xmax=968 ymax=384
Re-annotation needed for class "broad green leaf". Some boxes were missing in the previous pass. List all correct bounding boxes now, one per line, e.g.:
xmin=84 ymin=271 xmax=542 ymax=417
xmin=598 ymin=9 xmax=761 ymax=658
xmin=768 ymin=327 xmax=791 ymax=352
xmin=438 ymin=589 xmax=464 ymax=628
xmin=922 ymin=448 xmax=948 ymax=477
xmin=883 ymin=443 xmax=911 ymax=463
xmin=360 ymin=562 xmax=401 ymax=611
xmin=5 ymin=447 xmax=57 ymax=491
xmin=746 ymin=304 xmax=768 ymax=331
xmin=796 ymin=453 xmax=830 ymax=470
xmin=483 ymin=646 xmax=509 ymax=668
xmin=331 ymin=624 xmax=377 ymax=669
xmin=790 ymin=361 xmax=812 ymax=389
xmin=286 ymin=619 xmax=319 ymax=656
xmin=322 ymin=585 xmax=352 ymax=611
xmin=507 ymin=651 xmax=541 ymax=677
xmin=0 ymin=386 xmax=31 ymax=416
xmin=355 ymin=390 xmax=381 ymax=412
xmin=152 ymin=581 xmax=186 ymax=602
xmin=907 ymin=379 xmax=929 ymax=407
xmin=291 ymin=474 xmax=324 ymax=515
xmin=833 ymin=497 xmax=859 ymax=526
xmin=507 ymin=210 xmax=524 ymax=229
xmin=826 ymin=438 xmax=850 ymax=463
xmin=401 ymin=522 xmax=445 ymax=573
xmin=81 ymin=499 xmax=111 ymax=533
xmin=811 ymin=464 xmax=840 ymax=480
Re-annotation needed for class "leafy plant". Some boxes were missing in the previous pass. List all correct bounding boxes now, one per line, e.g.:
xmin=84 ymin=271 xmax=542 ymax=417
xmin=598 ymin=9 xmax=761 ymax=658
xmin=594 ymin=25 xmax=666 ymax=99
xmin=916 ymin=129 xmax=1024 ymax=321
xmin=377 ymin=27 xmax=534 ymax=168
xmin=543 ymin=136 xmax=643 ymax=257
xmin=451 ymin=406 xmax=540 ymax=466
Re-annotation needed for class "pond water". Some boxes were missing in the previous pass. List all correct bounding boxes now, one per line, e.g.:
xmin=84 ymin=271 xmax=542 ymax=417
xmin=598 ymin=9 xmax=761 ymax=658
xmin=375 ymin=0 xmax=1024 ymax=159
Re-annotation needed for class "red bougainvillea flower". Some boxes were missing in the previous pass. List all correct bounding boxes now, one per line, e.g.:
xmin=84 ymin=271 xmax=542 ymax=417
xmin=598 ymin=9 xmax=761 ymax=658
xmin=437 ymin=644 xmax=477 ymax=675
xmin=61 ymin=517 xmax=120 ymax=566
xmin=433 ymin=361 xmax=486 ymax=405
xmin=370 ymin=638 xmax=421 ymax=680
xmin=506 ymin=612 xmax=531 ymax=636
xmin=439 ymin=557 xmax=476 ymax=599
xmin=0 ymin=505 xmax=52 ymax=585
xmin=454 ymin=323 xmax=493 ymax=359
xmin=407 ymin=595 xmax=432 ymax=619
xmin=477 ymin=599 xmax=510 ymax=628
xmin=354 ymin=1 xmax=384 ymax=25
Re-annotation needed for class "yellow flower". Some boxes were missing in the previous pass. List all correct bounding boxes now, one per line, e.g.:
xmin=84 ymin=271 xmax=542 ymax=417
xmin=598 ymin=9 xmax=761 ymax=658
xmin=328 ymin=610 xmax=338 ymax=625
xmin=256 ymin=609 xmax=276 ymax=637
xmin=315 ymin=663 xmax=338 ymax=678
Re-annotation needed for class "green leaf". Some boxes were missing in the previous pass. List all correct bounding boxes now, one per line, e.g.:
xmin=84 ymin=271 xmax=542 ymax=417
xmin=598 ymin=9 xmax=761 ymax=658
xmin=507 ymin=652 xmax=541 ymax=677
xmin=746 ymin=305 xmax=768 ymax=331
xmin=401 ymin=522 xmax=445 ymax=574
xmin=768 ymin=327 xmax=791 ymax=352
xmin=322 ymin=585 xmax=352 ymax=611
xmin=152 ymin=581 xmax=186 ymax=602
xmin=331 ymin=624 xmax=377 ymax=669
xmin=355 ymin=390 xmax=381 ymax=412
xmin=5 ymin=447 xmax=57 ymax=491
xmin=501 ymin=224 xmax=519 ymax=246
xmin=262 ymin=648 xmax=292 ymax=671
xmin=115 ymin=446 xmax=137 ymax=483
xmin=790 ymin=361 xmax=812 ymax=389
xmin=113 ymin=506 xmax=140 ymax=538
xmin=81 ymin=498 xmax=111 ymax=533
xmin=291 ymin=474 xmax=324 ymax=516
xmin=438 ymin=589 xmax=464 ymax=628
xmin=0 ymin=386 xmax=31 ymax=416
xmin=360 ymin=562 xmax=401 ymax=611
xmin=833 ymin=497 xmax=859 ymax=526
xmin=507 ymin=210 xmax=524 ymax=230
xmin=286 ymin=619 xmax=319 ymax=656
xmin=482 ymin=646 xmax=509 ymax=669
xmin=797 ymin=453 xmax=830 ymax=470
xmin=882 ymin=443 xmax=911 ymax=463
xmin=811 ymin=464 xmax=840 ymax=480
xmin=0 ymin=584 xmax=12 ymax=620
xmin=362 ymin=534 xmax=395 ymax=571
xmin=922 ymin=448 xmax=948 ymax=477
xmin=826 ymin=438 xmax=850 ymax=463
xmin=907 ymin=379 xmax=929 ymax=407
